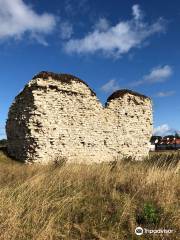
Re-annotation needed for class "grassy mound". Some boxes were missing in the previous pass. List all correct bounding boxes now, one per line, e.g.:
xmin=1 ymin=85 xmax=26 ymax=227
xmin=0 ymin=151 xmax=179 ymax=240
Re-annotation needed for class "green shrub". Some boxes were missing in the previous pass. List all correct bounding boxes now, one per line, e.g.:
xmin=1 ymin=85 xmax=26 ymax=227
xmin=136 ymin=202 xmax=160 ymax=225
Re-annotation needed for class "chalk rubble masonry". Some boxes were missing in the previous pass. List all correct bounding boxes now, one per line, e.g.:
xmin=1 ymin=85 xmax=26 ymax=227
xmin=6 ymin=71 xmax=153 ymax=164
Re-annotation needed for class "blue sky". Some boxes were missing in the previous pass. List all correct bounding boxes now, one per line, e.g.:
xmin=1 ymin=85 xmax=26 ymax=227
xmin=0 ymin=0 xmax=180 ymax=138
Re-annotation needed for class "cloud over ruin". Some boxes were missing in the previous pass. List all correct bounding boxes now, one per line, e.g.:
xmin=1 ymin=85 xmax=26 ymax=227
xmin=156 ymin=90 xmax=175 ymax=97
xmin=131 ymin=65 xmax=173 ymax=86
xmin=64 ymin=4 xmax=166 ymax=58
xmin=101 ymin=79 xmax=120 ymax=93
xmin=0 ymin=0 xmax=56 ymax=44
xmin=153 ymin=124 xmax=172 ymax=136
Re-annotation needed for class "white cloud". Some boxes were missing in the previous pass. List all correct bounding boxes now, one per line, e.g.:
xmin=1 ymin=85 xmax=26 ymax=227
xmin=94 ymin=18 xmax=110 ymax=31
xmin=153 ymin=124 xmax=172 ymax=136
xmin=132 ymin=4 xmax=143 ymax=20
xmin=64 ymin=4 xmax=166 ymax=57
xmin=101 ymin=79 xmax=120 ymax=93
xmin=156 ymin=90 xmax=175 ymax=97
xmin=131 ymin=65 xmax=173 ymax=86
xmin=60 ymin=22 xmax=73 ymax=40
xmin=0 ymin=0 xmax=56 ymax=44
xmin=144 ymin=65 xmax=172 ymax=83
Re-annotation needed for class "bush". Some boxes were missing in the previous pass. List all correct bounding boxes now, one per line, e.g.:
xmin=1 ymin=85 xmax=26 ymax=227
xmin=136 ymin=202 xmax=161 ymax=225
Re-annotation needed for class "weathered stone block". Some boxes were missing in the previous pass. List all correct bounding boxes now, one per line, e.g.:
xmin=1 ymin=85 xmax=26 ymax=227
xmin=6 ymin=71 xmax=153 ymax=164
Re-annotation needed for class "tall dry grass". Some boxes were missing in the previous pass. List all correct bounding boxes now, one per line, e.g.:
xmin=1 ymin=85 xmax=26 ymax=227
xmin=0 ymin=150 xmax=179 ymax=240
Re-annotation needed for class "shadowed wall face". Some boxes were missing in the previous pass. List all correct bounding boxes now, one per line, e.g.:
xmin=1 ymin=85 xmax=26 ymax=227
xmin=6 ymin=72 xmax=153 ymax=164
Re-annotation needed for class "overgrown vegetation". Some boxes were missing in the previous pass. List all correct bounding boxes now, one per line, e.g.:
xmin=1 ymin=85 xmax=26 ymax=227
xmin=0 ymin=150 xmax=179 ymax=240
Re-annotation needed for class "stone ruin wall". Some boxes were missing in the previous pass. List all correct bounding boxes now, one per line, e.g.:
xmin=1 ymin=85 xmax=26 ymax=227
xmin=6 ymin=72 xmax=153 ymax=164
